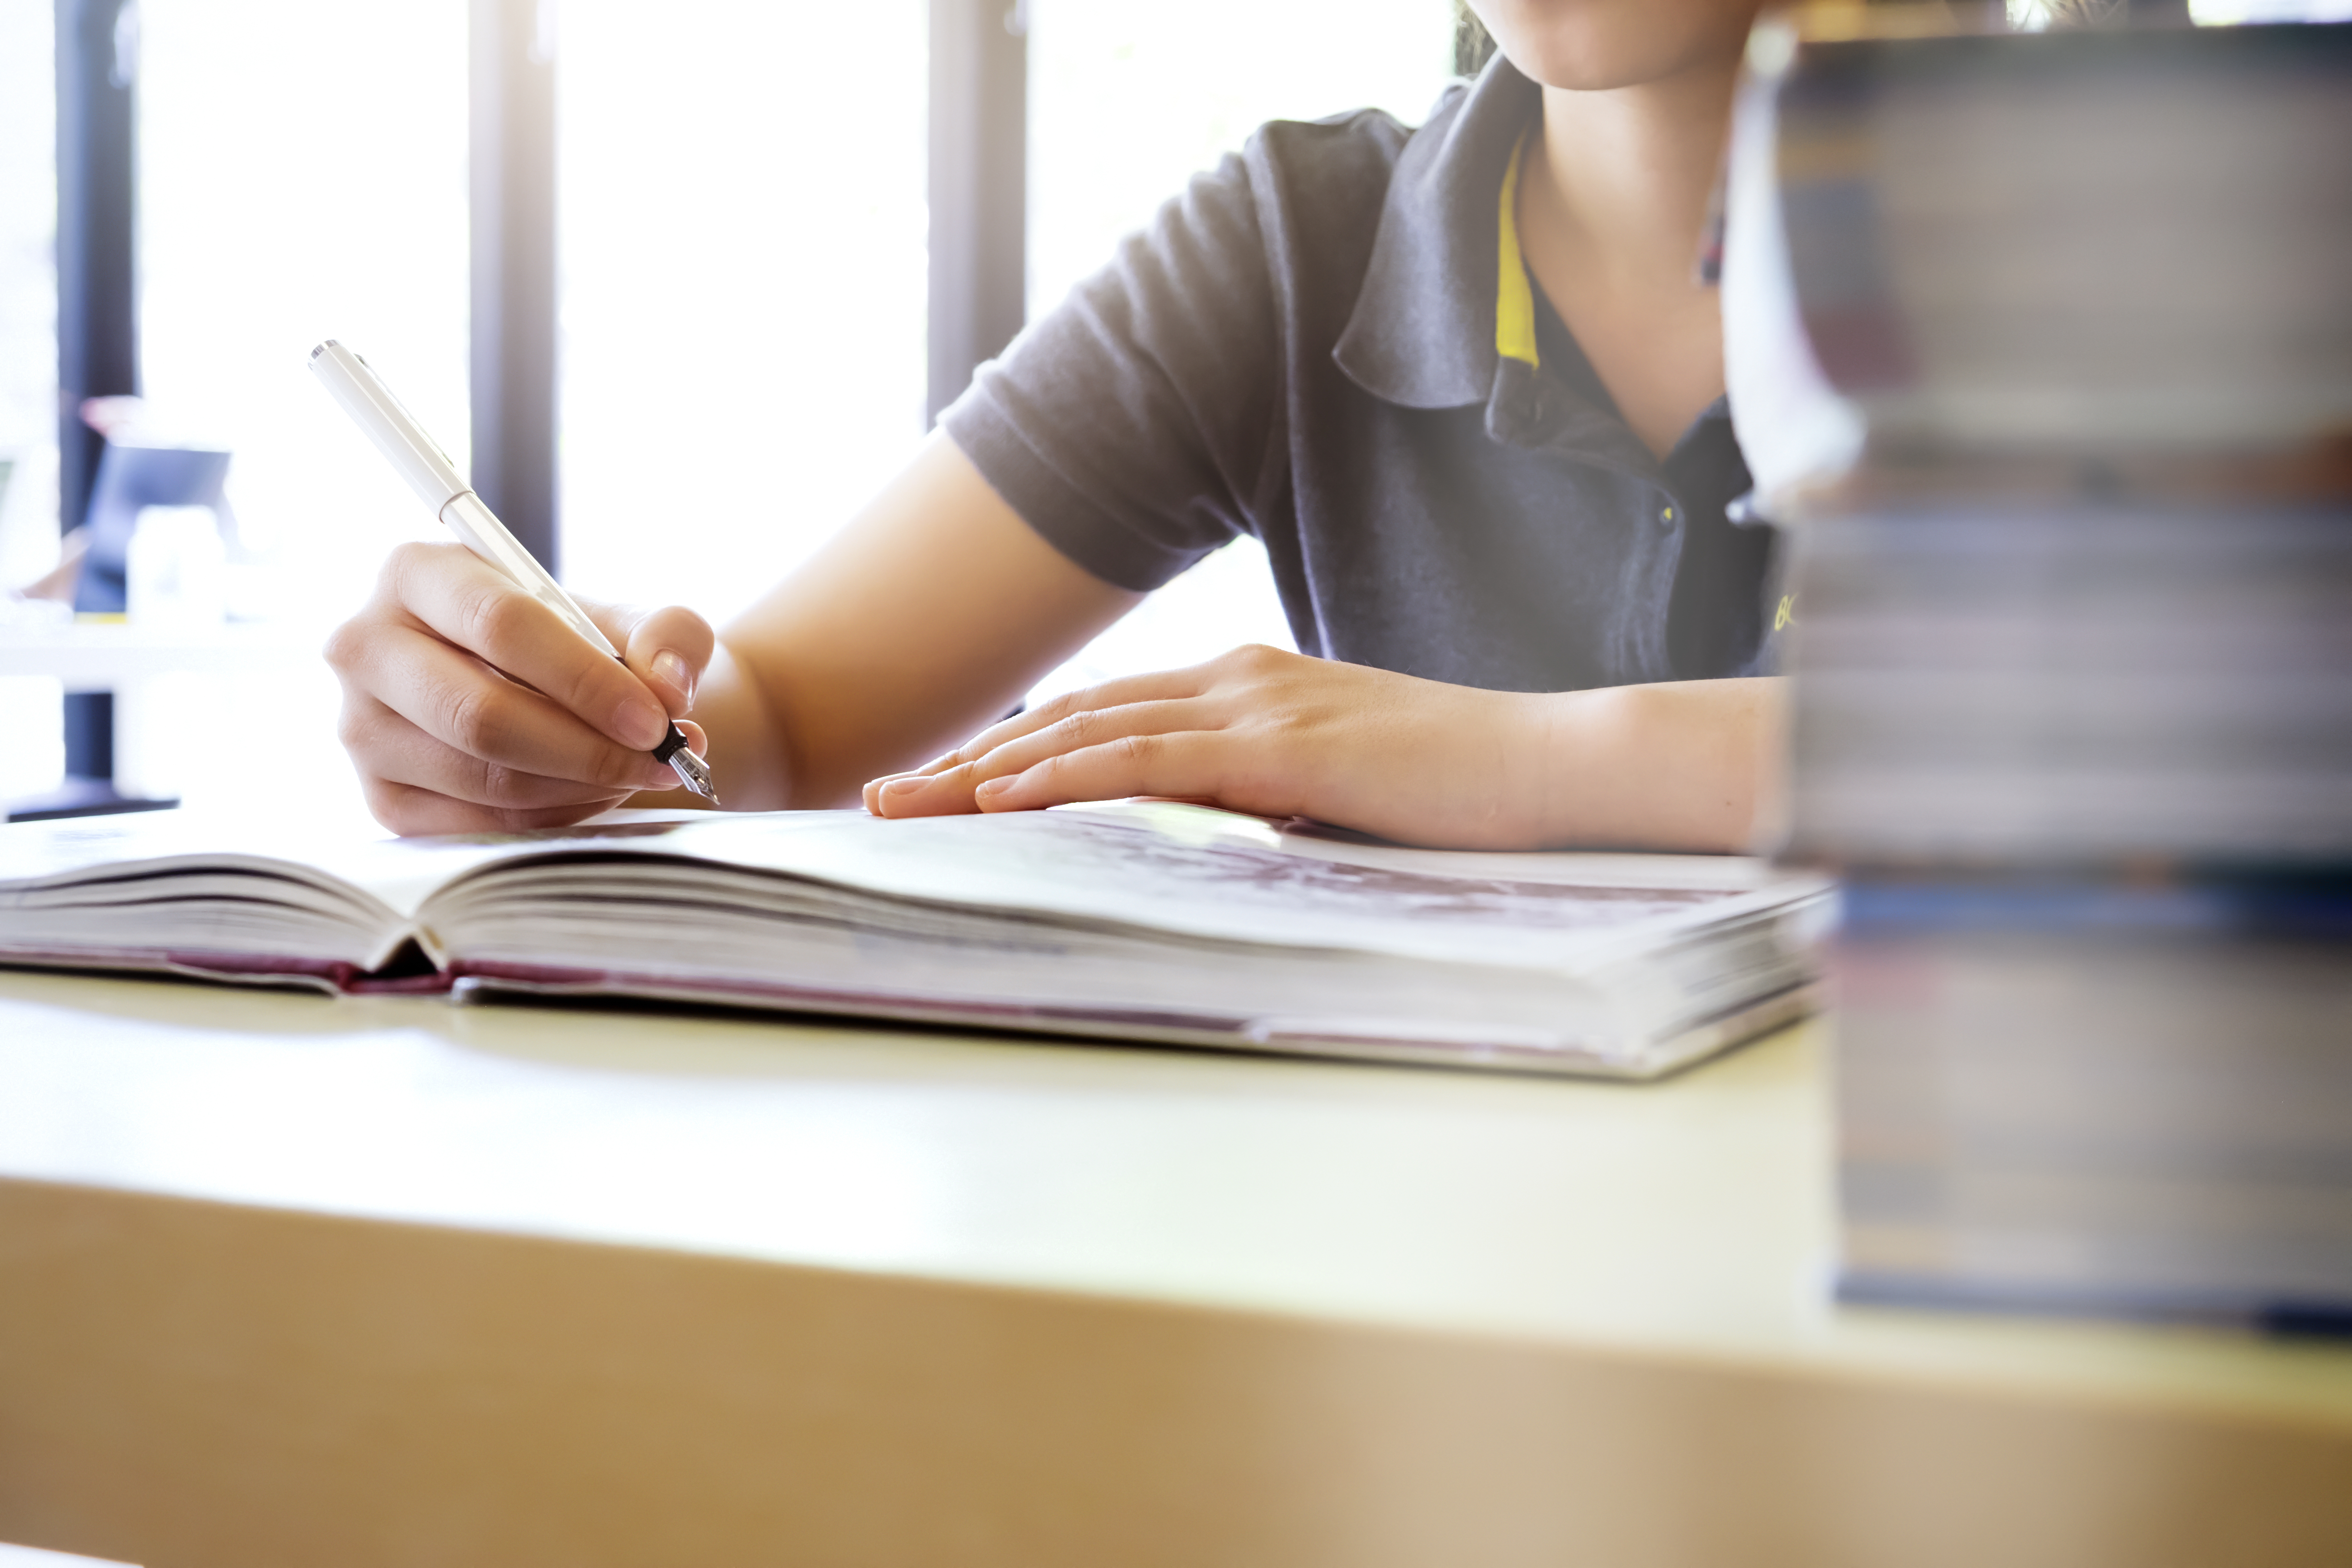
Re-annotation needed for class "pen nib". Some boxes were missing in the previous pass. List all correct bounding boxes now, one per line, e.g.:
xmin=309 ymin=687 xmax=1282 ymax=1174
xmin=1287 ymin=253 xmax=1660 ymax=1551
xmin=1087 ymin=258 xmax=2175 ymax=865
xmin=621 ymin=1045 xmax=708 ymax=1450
xmin=666 ymin=743 xmax=721 ymax=806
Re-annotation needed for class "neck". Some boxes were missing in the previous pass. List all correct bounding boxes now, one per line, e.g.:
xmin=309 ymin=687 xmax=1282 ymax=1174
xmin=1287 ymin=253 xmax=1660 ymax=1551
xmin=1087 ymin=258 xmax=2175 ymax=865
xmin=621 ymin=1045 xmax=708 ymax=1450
xmin=1526 ymin=60 xmax=1739 ymax=285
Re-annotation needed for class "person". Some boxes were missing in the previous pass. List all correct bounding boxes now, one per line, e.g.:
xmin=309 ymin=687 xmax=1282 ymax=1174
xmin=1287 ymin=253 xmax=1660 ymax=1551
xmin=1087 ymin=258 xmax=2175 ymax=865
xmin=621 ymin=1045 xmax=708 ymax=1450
xmin=328 ymin=0 xmax=1789 ymax=852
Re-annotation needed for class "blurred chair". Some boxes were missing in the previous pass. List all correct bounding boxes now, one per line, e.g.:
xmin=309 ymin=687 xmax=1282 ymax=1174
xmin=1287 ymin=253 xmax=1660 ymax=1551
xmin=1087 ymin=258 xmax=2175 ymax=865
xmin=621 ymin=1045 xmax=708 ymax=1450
xmin=71 ymin=445 xmax=234 ymax=616
xmin=3 ymin=443 xmax=232 ymax=822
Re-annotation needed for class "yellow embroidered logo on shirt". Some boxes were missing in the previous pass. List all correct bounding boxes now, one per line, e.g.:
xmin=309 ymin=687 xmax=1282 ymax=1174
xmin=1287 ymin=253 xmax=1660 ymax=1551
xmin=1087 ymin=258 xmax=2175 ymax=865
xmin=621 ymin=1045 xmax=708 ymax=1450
xmin=1774 ymin=594 xmax=1798 ymax=631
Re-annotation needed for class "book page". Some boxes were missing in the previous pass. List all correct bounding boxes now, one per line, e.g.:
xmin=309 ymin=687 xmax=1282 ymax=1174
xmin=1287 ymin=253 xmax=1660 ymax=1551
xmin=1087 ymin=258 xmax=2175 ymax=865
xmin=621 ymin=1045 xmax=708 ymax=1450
xmin=4 ymin=803 xmax=1825 ymax=974
xmin=448 ymin=804 xmax=1822 ymax=972
xmin=0 ymin=809 xmax=705 ymax=922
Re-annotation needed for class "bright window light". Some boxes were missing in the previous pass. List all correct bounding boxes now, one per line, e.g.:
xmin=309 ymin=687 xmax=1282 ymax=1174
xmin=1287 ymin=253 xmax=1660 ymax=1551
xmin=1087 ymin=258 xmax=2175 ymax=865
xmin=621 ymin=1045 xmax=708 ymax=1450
xmin=131 ymin=0 xmax=471 ymax=816
xmin=0 ymin=0 xmax=61 ymax=801
xmin=1023 ymin=0 xmax=1458 ymax=699
xmin=1027 ymin=0 xmax=1458 ymax=323
xmin=141 ymin=0 xmax=470 ymax=603
xmin=32 ymin=1 xmax=1463 ymax=811
xmin=557 ymin=0 xmax=930 ymax=627
xmin=0 ymin=0 xmax=55 ymax=580
xmin=2187 ymin=0 xmax=2352 ymax=21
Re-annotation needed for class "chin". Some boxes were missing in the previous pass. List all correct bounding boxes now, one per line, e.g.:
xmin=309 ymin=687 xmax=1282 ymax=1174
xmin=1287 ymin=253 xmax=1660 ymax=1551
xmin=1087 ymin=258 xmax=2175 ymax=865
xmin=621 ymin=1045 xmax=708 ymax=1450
xmin=1469 ymin=0 xmax=1760 ymax=91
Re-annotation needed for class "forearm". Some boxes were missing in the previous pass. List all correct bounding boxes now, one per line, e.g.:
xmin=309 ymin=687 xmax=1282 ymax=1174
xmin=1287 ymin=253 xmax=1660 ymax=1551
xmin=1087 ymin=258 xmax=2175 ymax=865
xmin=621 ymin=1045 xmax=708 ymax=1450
xmin=630 ymin=434 xmax=1140 ymax=814
xmin=625 ymin=637 xmax=797 ymax=812
xmin=1521 ymin=675 xmax=1786 ymax=854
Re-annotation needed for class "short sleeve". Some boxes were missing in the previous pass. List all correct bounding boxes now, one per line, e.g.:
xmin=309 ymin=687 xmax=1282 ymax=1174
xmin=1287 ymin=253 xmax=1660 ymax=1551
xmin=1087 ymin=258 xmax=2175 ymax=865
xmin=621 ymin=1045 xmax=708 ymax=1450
xmin=940 ymin=149 xmax=1283 ymax=594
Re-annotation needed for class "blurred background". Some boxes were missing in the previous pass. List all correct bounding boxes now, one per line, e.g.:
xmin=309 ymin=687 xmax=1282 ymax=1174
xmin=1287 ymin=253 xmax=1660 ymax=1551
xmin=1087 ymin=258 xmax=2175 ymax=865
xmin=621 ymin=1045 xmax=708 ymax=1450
xmin=0 ymin=0 xmax=1458 ymax=822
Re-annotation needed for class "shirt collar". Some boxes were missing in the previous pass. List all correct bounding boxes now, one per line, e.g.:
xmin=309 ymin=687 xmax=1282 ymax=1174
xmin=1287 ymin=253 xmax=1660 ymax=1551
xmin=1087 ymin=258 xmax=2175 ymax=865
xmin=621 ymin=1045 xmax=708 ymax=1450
xmin=1494 ymin=130 xmax=1542 ymax=374
xmin=1335 ymin=55 xmax=1737 ymax=485
xmin=1331 ymin=55 xmax=1544 ymax=411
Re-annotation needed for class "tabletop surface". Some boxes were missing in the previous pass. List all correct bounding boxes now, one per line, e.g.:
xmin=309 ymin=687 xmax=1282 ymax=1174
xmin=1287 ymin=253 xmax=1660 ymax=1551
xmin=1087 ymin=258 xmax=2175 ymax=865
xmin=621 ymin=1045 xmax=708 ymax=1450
xmin=0 ymin=619 xmax=312 ymax=682
xmin=4 ymin=967 xmax=2348 ymax=1429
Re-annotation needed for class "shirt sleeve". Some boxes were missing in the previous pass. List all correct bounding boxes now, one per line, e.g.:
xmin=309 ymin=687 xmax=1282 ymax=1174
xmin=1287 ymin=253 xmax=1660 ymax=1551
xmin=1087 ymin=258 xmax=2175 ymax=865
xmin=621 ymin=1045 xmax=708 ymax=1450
xmin=939 ymin=148 xmax=1283 ymax=594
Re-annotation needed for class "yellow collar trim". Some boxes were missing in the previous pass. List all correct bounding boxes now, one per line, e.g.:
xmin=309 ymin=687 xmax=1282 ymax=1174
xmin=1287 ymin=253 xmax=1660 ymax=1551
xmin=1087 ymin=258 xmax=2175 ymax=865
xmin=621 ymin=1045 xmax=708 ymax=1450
xmin=1495 ymin=131 xmax=1540 ymax=370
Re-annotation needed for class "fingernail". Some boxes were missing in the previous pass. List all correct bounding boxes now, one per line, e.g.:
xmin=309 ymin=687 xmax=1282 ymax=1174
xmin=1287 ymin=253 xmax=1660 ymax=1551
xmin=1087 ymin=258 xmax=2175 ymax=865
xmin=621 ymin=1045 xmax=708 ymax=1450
xmin=880 ymin=775 xmax=926 ymax=799
xmin=617 ymin=697 xmax=669 ymax=750
xmin=975 ymin=775 xmax=1012 ymax=798
xmin=651 ymin=649 xmax=695 ymax=707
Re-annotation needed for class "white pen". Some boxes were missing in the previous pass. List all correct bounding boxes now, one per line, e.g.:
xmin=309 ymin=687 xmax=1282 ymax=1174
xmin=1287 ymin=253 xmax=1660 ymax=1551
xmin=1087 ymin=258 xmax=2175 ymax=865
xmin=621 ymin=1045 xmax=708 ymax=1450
xmin=308 ymin=339 xmax=718 ymax=803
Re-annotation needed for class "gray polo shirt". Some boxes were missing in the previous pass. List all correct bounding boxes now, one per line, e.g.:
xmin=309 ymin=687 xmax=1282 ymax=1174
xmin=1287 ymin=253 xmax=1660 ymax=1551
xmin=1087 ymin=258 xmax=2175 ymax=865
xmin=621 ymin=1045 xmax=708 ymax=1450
xmin=941 ymin=55 xmax=1777 ymax=694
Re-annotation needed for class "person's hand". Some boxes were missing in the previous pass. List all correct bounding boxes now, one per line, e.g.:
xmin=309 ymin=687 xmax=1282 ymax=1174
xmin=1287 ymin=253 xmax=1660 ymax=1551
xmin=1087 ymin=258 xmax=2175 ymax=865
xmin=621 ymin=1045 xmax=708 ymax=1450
xmin=326 ymin=541 xmax=712 ymax=834
xmin=859 ymin=644 xmax=1551 ymax=849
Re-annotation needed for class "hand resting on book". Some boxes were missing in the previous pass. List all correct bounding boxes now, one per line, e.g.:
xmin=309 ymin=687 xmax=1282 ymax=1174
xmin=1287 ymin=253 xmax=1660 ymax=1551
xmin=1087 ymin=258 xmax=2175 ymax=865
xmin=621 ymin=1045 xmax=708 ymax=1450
xmin=865 ymin=646 xmax=1784 ymax=854
xmin=863 ymin=646 xmax=1549 ymax=850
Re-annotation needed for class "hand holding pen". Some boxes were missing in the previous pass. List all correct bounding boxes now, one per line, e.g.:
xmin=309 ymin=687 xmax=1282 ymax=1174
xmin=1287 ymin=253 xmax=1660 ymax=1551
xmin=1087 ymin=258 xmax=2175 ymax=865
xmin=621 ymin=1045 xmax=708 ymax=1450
xmin=313 ymin=340 xmax=720 ymax=833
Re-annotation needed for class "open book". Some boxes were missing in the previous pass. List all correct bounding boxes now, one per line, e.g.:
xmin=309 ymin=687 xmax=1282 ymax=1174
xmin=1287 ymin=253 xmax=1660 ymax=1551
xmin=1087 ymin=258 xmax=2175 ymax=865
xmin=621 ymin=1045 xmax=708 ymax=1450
xmin=0 ymin=801 xmax=1832 ymax=1078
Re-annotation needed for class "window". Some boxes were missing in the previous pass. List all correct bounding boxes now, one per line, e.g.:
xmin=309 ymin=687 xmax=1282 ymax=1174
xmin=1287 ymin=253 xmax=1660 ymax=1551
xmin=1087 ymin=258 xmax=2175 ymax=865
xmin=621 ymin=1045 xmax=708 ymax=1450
xmin=14 ymin=2 xmax=1461 ymax=816
xmin=0 ymin=0 xmax=59 ymax=798
xmin=140 ymin=0 xmax=472 ymax=603
xmin=0 ymin=0 xmax=56 ymax=585
xmin=127 ymin=0 xmax=473 ymax=813
xmin=557 ymin=0 xmax=1457 ymax=704
xmin=557 ymin=0 xmax=931 ymax=626
xmin=1027 ymin=0 xmax=1458 ymax=324
xmin=1023 ymin=0 xmax=1458 ymax=698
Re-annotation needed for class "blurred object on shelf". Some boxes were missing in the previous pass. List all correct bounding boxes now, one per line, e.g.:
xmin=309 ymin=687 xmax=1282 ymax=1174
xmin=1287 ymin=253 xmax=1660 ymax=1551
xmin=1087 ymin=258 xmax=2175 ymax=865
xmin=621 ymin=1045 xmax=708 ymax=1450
xmin=125 ymin=505 xmax=227 ymax=631
xmin=0 ymin=449 xmax=65 ymax=600
xmin=7 ymin=404 xmax=236 ymax=823
xmin=69 ymin=443 xmax=233 ymax=618
xmin=0 ymin=596 xmax=70 ymax=629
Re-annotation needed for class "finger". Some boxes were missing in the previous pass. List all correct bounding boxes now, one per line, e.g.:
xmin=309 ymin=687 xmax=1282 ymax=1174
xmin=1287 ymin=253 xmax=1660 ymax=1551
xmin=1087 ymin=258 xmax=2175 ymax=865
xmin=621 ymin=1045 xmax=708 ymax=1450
xmin=356 ymin=622 xmax=680 ymax=792
xmin=365 ymin=778 xmax=627 ymax=838
xmin=343 ymin=695 xmax=643 ymax=812
xmin=871 ymin=698 xmax=1215 ymax=818
xmin=911 ymin=666 xmax=1216 ymax=778
xmin=975 ymin=731 xmax=1233 ymax=815
xmin=861 ymin=757 xmax=919 ymax=816
xmin=867 ymin=770 xmax=982 ymax=818
xmin=599 ymin=603 xmax=717 ymax=719
xmin=388 ymin=543 xmax=673 ymax=751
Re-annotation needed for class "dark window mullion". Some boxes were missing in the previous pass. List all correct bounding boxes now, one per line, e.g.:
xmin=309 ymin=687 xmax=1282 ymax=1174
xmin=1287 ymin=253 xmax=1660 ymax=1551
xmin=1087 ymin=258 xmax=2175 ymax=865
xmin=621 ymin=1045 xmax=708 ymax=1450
xmin=55 ymin=0 xmax=137 ymax=537
xmin=928 ymin=0 xmax=1028 ymax=427
xmin=470 ymin=0 xmax=560 ymax=576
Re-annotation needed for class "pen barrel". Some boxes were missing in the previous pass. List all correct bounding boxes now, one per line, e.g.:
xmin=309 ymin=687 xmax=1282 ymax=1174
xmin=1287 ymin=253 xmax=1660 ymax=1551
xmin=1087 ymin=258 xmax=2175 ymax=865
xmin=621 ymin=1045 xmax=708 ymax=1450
xmin=312 ymin=339 xmax=669 ymax=761
xmin=438 ymin=492 xmax=623 ymax=658
xmin=308 ymin=341 xmax=470 ymax=514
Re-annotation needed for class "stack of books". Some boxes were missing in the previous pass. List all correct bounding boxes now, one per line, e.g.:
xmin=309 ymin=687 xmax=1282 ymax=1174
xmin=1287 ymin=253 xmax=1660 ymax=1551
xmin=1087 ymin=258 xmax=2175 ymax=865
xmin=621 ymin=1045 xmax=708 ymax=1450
xmin=1746 ymin=13 xmax=2352 ymax=1326
xmin=1790 ymin=502 xmax=2352 ymax=1328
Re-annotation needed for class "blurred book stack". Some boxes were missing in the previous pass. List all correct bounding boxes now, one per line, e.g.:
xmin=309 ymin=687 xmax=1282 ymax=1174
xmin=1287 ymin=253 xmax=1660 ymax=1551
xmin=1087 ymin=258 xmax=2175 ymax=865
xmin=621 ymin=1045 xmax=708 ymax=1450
xmin=1748 ymin=13 xmax=2352 ymax=1327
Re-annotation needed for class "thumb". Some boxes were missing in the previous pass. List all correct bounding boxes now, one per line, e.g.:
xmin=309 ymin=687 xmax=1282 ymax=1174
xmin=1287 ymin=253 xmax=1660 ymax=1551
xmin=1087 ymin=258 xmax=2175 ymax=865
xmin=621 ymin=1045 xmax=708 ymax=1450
xmin=588 ymin=600 xmax=716 ymax=720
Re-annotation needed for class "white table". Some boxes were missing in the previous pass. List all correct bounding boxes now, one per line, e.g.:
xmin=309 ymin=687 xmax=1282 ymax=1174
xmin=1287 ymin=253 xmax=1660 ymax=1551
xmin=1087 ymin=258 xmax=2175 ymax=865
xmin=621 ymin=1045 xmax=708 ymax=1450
xmin=0 ymin=622 xmax=331 ymax=808
xmin=0 ymin=621 xmax=313 ymax=693
xmin=1 ymin=968 xmax=2346 ymax=1568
